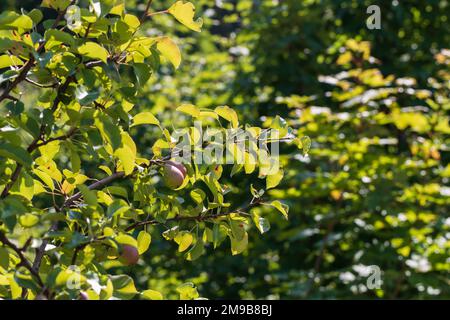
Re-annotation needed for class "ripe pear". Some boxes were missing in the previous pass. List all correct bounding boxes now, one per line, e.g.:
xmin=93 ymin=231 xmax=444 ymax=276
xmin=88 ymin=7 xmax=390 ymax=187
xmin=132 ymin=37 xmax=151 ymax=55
xmin=119 ymin=244 xmax=139 ymax=265
xmin=163 ymin=161 xmax=187 ymax=189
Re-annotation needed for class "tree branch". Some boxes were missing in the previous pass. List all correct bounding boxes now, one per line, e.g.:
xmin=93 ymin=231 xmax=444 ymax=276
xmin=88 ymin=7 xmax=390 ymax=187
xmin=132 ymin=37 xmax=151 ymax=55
xmin=0 ymin=61 xmax=35 ymax=104
xmin=25 ymin=78 xmax=58 ymax=88
xmin=140 ymin=0 xmax=154 ymax=23
xmin=63 ymin=171 xmax=126 ymax=208
xmin=32 ymin=223 xmax=58 ymax=274
xmin=34 ymin=127 xmax=78 ymax=148
xmin=0 ymin=231 xmax=44 ymax=287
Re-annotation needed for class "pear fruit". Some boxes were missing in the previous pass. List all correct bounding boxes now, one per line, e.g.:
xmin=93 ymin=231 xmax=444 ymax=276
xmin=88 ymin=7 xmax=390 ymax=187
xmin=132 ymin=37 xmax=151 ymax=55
xmin=119 ymin=244 xmax=139 ymax=265
xmin=79 ymin=291 xmax=89 ymax=300
xmin=163 ymin=161 xmax=187 ymax=189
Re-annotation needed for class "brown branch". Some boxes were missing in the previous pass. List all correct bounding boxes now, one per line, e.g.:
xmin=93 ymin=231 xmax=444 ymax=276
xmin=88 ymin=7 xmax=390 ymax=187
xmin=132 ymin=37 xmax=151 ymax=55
xmin=32 ymin=222 xmax=58 ymax=274
xmin=0 ymin=61 xmax=35 ymax=104
xmin=63 ymin=171 xmax=126 ymax=208
xmin=34 ymin=127 xmax=78 ymax=148
xmin=140 ymin=0 xmax=154 ymax=23
xmin=84 ymin=23 xmax=92 ymax=38
xmin=4 ymin=94 xmax=19 ymax=102
xmin=0 ymin=231 xmax=44 ymax=287
xmin=0 ymin=164 xmax=23 ymax=198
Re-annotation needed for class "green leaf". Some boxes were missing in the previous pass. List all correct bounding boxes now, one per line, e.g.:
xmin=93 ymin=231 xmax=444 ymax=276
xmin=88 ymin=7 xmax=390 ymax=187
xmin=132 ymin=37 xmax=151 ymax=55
xmin=0 ymin=247 xmax=9 ymax=269
xmin=115 ymin=234 xmax=137 ymax=247
xmin=133 ymin=63 xmax=152 ymax=87
xmin=27 ymin=9 xmax=43 ymax=24
xmin=12 ymin=173 xmax=35 ymax=201
xmin=215 ymin=105 xmax=239 ymax=128
xmin=186 ymin=240 xmax=205 ymax=261
xmin=174 ymin=231 xmax=193 ymax=253
xmin=300 ymin=136 xmax=311 ymax=156
xmin=270 ymin=115 xmax=289 ymax=138
xmin=190 ymin=188 xmax=206 ymax=204
xmin=253 ymin=215 xmax=270 ymax=234
xmin=107 ymin=200 xmax=130 ymax=218
xmin=0 ymin=143 xmax=32 ymax=167
xmin=266 ymin=169 xmax=284 ymax=189
xmin=0 ymin=11 xmax=33 ymax=31
xmin=34 ymin=169 xmax=55 ymax=191
xmin=270 ymin=200 xmax=289 ymax=220
xmin=78 ymin=184 xmax=98 ymax=206
xmin=141 ymin=289 xmax=163 ymax=300
xmin=0 ymin=70 xmax=18 ymax=85
xmin=14 ymin=268 xmax=40 ymax=291
xmin=0 ymin=55 xmax=23 ymax=68
xmin=230 ymin=232 xmax=248 ymax=255
xmin=77 ymin=42 xmax=109 ymax=63
xmin=132 ymin=112 xmax=160 ymax=127
xmin=155 ymin=37 xmax=181 ymax=69
xmin=41 ymin=0 xmax=71 ymax=10
xmin=45 ymin=29 xmax=75 ymax=49
xmin=115 ymin=145 xmax=135 ymax=175
xmin=176 ymin=282 xmax=199 ymax=300
xmin=137 ymin=231 xmax=151 ymax=255
xmin=123 ymin=14 xmax=140 ymax=30
xmin=168 ymin=1 xmax=203 ymax=32
xmin=110 ymin=275 xmax=138 ymax=300
xmin=177 ymin=104 xmax=200 ymax=118
xmin=18 ymin=213 xmax=39 ymax=228
xmin=95 ymin=115 xmax=122 ymax=150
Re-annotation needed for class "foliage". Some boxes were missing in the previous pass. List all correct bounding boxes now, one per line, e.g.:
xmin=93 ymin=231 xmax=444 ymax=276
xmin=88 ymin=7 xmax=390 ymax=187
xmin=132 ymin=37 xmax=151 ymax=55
xmin=0 ymin=0 xmax=449 ymax=300
xmin=0 ymin=0 xmax=301 ymax=300
xmin=122 ymin=1 xmax=449 ymax=299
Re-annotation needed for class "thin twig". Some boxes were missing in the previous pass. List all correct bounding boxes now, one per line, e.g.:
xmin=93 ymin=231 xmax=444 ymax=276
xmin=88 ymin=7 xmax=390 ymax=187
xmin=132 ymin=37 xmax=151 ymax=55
xmin=25 ymin=78 xmax=58 ymax=88
xmin=0 ymin=232 xmax=44 ymax=287
xmin=63 ymin=171 xmax=126 ymax=208
xmin=34 ymin=127 xmax=78 ymax=148
xmin=140 ymin=0 xmax=154 ymax=23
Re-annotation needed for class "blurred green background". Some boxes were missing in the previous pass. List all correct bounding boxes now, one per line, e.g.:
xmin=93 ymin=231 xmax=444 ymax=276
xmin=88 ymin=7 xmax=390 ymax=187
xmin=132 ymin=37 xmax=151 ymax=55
xmin=3 ymin=0 xmax=449 ymax=299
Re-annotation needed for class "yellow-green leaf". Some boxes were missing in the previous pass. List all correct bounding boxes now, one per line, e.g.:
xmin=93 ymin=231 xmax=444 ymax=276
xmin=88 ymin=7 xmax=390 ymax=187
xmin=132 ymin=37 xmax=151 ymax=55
xmin=156 ymin=37 xmax=181 ymax=69
xmin=174 ymin=231 xmax=193 ymax=252
xmin=177 ymin=103 xmax=199 ymax=117
xmin=270 ymin=200 xmax=289 ymax=220
xmin=19 ymin=213 xmax=39 ymax=228
xmin=266 ymin=169 xmax=284 ymax=189
xmin=115 ymin=145 xmax=135 ymax=175
xmin=78 ymin=42 xmax=109 ymax=63
xmin=141 ymin=289 xmax=163 ymax=300
xmin=132 ymin=112 xmax=160 ymax=127
xmin=0 ymin=55 xmax=23 ymax=68
xmin=215 ymin=105 xmax=239 ymax=128
xmin=230 ymin=232 xmax=248 ymax=255
xmin=137 ymin=231 xmax=151 ymax=255
xmin=168 ymin=1 xmax=203 ymax=32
